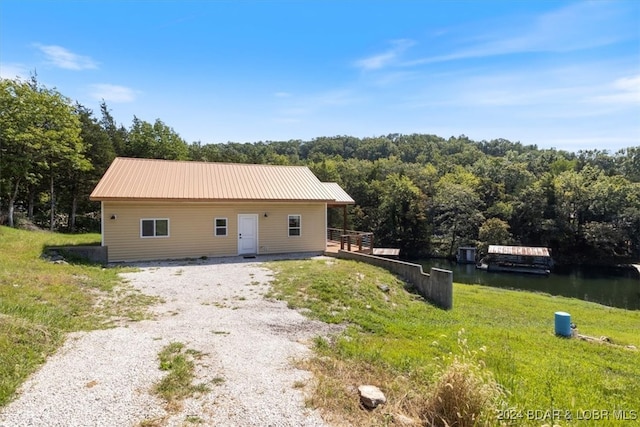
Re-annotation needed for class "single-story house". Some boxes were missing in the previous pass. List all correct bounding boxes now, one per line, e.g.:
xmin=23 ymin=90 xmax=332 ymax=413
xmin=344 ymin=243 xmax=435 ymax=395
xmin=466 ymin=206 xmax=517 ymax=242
xmin=90 ymin=157 xmax=354 ymax=262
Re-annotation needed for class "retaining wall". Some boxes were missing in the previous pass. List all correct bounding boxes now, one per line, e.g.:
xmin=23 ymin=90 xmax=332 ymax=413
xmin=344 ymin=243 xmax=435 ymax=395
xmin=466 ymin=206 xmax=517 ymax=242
xmin=47 ymin=245 xmax=108 ymax=265
xmin=331 ymin=250 xmax=453 ymax=310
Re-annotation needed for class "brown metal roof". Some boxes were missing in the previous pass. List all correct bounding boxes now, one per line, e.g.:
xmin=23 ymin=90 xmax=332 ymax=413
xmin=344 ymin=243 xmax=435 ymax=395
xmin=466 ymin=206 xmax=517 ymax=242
xmin=488 ymin=245 xmax=550 ymax=257
xmin=322 ymin=182 xmax=355 ymax=205
xmin=90 ymin=157 xmax=351 ymax=202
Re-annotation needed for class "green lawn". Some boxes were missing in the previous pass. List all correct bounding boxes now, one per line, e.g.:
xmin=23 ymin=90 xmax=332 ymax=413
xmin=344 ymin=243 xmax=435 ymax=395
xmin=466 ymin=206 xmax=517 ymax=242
xmin=267 ymin=257 xmax=640 ymax=426
xmin=0 ymin=226 xmax=154 ymax=406
xmin=2 ymin=228 xmax=637 ymax=425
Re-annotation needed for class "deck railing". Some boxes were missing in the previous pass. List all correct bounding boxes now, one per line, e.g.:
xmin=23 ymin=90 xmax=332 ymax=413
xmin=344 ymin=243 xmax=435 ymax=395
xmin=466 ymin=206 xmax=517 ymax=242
xmin=327 ymin=228 xmax=374 ymax=254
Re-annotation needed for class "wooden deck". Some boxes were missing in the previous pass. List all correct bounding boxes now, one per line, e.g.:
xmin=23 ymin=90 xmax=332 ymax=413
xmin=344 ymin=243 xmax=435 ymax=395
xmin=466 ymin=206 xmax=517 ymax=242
xmin=325 ymin=228 xmax=399 ymax=257
xmin=325 ymin=240 xmax=373 ymax=254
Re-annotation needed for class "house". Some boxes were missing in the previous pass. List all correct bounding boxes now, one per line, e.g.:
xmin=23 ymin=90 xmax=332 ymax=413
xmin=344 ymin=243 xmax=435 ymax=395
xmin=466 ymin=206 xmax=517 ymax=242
xmin=89 ymin=157 xmax=354 ymax=262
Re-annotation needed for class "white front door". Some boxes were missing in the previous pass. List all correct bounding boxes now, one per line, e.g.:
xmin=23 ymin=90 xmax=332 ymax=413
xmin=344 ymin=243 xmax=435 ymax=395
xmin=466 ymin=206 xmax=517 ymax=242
xmin=238 ymin=214 xmax=258 ymax=255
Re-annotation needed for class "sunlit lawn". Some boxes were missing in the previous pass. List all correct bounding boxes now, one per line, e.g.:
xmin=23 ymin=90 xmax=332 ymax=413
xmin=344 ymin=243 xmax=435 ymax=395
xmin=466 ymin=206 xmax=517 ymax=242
xmin=267 ymin=257 xmax=640 ymax=426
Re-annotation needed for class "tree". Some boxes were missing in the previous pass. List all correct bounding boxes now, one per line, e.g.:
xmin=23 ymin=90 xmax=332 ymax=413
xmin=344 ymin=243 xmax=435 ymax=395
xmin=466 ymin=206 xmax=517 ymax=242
xmin=478 ymin=218 xmax=513 ymax=254
xmin=99 ymin=101 xmax=128 ymax=156
xmin=125 ymin=116 xmax=189 ymax=160
xmin=0 ymin=77 xmax=89 ymax=229
xmin=431 ymin=181 xmax=484 ymax=258
xmin=61 ymin=104 xmax=113 ymax=231
xmin=0 ymin=78 xmax=34 ymax=226
xmin=372 ymin=174 xmax=430 ymax=256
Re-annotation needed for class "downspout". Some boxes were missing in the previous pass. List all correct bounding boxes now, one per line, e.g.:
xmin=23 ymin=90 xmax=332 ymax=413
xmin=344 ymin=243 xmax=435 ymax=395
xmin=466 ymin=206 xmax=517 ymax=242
xmin=100 ymin=201 xmax=105 ymax=247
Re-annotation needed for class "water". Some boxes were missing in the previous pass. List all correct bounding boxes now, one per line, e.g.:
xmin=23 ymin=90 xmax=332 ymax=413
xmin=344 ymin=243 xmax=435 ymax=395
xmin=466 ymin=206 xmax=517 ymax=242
xmin=418 ymin=259 xmax=640 ymax=311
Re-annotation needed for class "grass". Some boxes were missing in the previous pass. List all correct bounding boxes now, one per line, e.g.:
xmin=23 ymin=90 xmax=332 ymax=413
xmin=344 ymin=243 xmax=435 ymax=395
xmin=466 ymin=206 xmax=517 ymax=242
xmin=140 ymin=343 xmax=211 ymax=427
xmin=153 ymin=342 xmax=210 ymax=410
xmin=266 ymin=257 xmax=640 ymax=426
xmin=0 ymin=226 xmax=157 ymax=407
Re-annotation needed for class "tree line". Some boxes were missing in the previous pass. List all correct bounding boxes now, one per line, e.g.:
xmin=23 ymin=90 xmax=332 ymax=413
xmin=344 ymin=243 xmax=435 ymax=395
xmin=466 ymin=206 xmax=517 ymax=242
xmin=1 ymin=76 xmax=639 ymax=265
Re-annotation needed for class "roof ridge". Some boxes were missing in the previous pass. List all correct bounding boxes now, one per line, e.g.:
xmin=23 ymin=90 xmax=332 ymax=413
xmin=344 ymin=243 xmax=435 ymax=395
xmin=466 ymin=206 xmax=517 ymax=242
xmin=114 ymin=157 xmax=308 ymax=168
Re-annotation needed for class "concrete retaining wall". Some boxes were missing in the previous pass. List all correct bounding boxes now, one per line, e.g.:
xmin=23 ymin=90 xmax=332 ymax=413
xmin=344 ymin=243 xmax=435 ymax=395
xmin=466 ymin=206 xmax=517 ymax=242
xmin=47 ymin=245 xmax=108 ymax=265
xmin=331 ymin=250 xmax=453 ymax=310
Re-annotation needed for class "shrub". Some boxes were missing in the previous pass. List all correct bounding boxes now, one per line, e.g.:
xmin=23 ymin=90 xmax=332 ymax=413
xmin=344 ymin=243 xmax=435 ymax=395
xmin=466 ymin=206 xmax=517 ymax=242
xmin=423 ymin=330 xmax=506 ymax=427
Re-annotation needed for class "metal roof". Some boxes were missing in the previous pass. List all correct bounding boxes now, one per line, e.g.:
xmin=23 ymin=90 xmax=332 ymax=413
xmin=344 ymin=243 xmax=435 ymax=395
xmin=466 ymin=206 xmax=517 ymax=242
xmin=322 ymin=182 xmax=355 ymax=205
xmin=488 ymin=245 xmax=550 ymax=257
xmin=90 ymin=157 xmax=353 ymax=203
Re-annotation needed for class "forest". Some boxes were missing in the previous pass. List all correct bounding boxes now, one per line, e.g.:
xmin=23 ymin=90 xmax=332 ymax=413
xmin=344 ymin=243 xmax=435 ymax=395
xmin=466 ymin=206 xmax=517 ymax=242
xmin=1 ymin=77 xmax=639 ymax=266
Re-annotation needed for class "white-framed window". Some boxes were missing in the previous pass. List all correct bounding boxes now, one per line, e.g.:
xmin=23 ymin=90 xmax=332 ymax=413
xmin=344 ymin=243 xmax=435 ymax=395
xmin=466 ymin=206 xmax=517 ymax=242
xmin=214 ymin=217 xmax=228 ymax=236
xmin=140 ymin=218 xmax=169 ymax=238
xmin=288 ymin=214 xmax=301 ymax=237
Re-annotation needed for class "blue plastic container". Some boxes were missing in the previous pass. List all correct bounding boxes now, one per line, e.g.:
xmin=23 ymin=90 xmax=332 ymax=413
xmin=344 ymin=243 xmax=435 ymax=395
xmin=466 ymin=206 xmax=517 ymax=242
xmin=555 ymin=311 xmax=571 ymax=337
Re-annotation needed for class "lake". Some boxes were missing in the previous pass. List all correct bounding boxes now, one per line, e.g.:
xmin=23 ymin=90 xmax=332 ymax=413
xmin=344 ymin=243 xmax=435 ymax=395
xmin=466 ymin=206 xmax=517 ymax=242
xmin=418 ymin=259 xmax=640 ymax=311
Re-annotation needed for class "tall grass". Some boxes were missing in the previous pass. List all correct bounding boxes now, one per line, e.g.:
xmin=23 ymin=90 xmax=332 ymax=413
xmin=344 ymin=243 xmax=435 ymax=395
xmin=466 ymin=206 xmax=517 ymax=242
xmin=267 ymin=258 xmax=640 ymax=426
xmin=0 ymin=226 xmax=155 ymax=406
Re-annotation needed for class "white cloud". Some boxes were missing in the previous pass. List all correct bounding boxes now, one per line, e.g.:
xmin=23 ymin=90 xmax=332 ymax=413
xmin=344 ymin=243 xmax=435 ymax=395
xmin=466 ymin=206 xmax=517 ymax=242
xmin=89 ymin=84 xmax=138 ymax=102
xmin=274 ymin=91 xmax=292 ymax=98
xmin=0 ymin=63 xmax=29 ymax=79
xmin=405 ymin=1 xmax=637 ymax=66
xmin=34 ymin=44 xmax=98 ymax=70
xmin=590 ymin=75 xmax=640 ymax=105
xmin=354 ymin=39 xmax=415 ymax=70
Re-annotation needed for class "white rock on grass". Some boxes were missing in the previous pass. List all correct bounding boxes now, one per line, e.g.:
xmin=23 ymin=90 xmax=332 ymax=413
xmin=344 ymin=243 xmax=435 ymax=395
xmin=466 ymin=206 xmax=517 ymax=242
xmin=358 ymin=384 xmax=387 ymax=409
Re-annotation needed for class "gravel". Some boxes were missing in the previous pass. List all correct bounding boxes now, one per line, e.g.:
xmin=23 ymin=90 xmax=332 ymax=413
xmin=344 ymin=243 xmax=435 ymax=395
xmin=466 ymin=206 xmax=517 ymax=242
xmin=0 ymin=255 xmax=340 ymax=427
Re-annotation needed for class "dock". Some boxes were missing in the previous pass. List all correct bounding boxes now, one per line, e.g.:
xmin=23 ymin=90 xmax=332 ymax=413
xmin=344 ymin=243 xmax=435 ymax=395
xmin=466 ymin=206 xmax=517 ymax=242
xmin=372 ymin=248 xmax=400 ymax=258
xmin=632 ymin=264 xmax=640 ymax=276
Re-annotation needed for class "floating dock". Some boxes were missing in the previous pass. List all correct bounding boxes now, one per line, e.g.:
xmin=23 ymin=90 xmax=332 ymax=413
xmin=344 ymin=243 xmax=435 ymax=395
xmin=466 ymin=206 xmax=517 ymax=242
xmin=372 ymin=248 xmax=400 ymax=258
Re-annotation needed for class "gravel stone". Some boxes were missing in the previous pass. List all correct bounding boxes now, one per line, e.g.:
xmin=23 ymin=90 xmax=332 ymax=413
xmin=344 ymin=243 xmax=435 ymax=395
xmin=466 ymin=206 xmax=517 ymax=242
xmin=0 ymin=255 xmax=339 ymax=426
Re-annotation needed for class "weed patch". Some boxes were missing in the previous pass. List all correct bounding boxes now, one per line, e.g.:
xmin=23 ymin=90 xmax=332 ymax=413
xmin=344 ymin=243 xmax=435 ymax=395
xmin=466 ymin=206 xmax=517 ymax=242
xmin=153 ymin=342 xmax=210 ymax=411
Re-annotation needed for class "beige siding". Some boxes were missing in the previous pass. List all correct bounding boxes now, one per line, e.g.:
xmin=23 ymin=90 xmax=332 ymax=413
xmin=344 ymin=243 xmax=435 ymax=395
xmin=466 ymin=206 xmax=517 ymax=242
xmin=103 ymin=201 xmax=326 ymax=262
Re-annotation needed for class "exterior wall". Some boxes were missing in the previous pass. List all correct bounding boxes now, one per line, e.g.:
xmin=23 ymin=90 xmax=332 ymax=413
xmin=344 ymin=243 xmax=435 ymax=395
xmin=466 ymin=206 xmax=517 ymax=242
xmin=102 ymin=201 xmax=327 ymax=262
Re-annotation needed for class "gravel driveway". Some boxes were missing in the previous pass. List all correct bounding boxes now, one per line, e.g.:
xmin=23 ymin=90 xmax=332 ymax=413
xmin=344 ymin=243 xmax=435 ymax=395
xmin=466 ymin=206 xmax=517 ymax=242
xmin=0 ymin=256 xmax=337 ymax=427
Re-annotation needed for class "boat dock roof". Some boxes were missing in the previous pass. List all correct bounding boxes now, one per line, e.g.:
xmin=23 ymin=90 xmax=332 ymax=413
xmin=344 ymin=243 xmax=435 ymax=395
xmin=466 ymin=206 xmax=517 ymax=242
xmin=488 ymin=245 xmax=550 ymax=257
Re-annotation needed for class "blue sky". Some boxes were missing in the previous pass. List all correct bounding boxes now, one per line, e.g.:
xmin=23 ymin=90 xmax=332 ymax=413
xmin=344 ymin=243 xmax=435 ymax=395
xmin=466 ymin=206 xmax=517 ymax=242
xmin=1 ymin=0 xmax=638 ymax=153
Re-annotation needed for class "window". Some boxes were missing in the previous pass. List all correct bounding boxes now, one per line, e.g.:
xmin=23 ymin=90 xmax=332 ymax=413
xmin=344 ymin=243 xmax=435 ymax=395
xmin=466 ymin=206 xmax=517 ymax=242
xmin=141 ymin=219 xmax=169 ymax=238
xmin=288 ymin=214 xmax=301 ymax=237
xmin=214 ymin=218 xmax=228 ymax=236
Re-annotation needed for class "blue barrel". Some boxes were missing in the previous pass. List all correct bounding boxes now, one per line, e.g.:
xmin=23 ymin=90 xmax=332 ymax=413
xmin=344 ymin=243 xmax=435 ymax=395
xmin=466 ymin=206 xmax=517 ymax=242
xmin=555 ymin=311 xmax=571 ymax=337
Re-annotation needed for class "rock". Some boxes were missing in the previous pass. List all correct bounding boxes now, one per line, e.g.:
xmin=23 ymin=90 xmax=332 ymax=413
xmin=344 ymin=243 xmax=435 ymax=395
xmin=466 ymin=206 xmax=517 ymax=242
xmin=358 ymin=384 xmax=386 ymax=409
xmin=377 ymin=284 xmax=390 ymax=292
xmin=393 ymin=413 xmax=419 ymax=426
